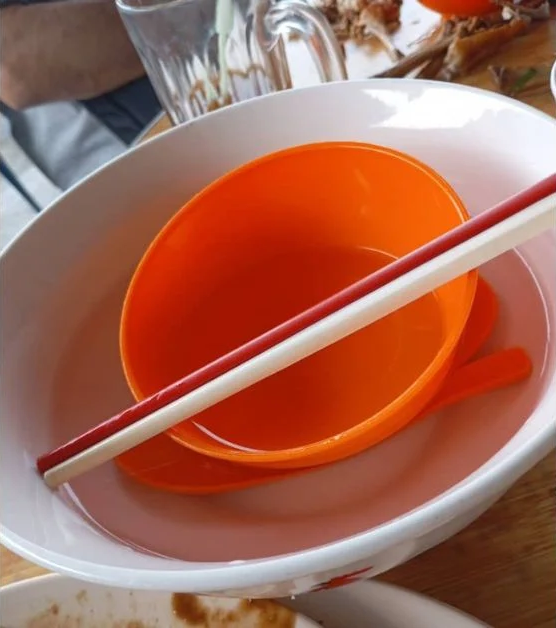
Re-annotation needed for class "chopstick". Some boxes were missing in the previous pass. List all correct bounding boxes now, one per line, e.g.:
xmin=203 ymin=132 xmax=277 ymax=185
xmin=37 ymin=173 xmax=556 ymax=488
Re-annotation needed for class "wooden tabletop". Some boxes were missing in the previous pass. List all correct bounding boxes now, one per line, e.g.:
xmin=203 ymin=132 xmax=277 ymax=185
xmin=2 ymin=11 xmax=555 ymax=628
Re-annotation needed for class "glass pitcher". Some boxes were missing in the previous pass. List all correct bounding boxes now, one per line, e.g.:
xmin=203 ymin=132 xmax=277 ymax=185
xmin=116 ymin=0 xmax=347 ymax=125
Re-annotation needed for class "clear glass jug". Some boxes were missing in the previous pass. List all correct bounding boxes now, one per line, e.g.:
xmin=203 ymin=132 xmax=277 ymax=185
xmin=117 ymin=0 xmax=347 ymax=124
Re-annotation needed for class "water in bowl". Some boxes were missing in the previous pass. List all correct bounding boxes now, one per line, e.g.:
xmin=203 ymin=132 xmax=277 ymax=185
xmin=49 ymin=249 xmax=548 ymax=562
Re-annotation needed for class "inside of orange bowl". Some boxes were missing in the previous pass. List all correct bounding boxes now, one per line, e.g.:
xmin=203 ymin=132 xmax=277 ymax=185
xmin=120 ymin=142 xmax=476 ymax=470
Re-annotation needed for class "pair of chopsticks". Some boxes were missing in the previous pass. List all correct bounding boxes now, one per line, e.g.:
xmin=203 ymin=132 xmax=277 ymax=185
xmin=37 ymin=174 xmax=556 ymax=488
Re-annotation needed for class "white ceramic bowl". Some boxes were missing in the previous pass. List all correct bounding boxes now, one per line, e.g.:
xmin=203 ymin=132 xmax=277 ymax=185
xmin=1 ymin=80 xmax=555 ymax=598
xmin=0 ymin=574 xmax=489 ymax=628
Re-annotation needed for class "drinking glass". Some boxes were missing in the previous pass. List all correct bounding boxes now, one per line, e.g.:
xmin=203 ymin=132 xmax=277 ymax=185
xmin=116 ymin=0 xmax=347 ymax=124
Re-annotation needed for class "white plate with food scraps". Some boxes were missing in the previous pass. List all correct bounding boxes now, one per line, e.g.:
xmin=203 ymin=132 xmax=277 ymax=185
xmin=0 ymin=574 xmax=316 ymax=628
xmin=0 ymin=574 xmax=489 ymax=628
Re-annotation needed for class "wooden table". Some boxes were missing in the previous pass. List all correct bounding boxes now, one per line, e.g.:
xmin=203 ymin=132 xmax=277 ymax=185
xmin=2 ymin=12 xmax=555 ymax=628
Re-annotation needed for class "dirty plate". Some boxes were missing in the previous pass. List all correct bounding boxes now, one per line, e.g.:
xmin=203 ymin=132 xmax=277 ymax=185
xmin=0 ymin=574 xmax=318 ymax=628
xmin=0 ymin=574 xmax=489 ymax=628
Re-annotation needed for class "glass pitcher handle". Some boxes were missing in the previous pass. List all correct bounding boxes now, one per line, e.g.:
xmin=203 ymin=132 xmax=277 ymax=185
xmin=264 ymin=0 xmax=348 ymax=83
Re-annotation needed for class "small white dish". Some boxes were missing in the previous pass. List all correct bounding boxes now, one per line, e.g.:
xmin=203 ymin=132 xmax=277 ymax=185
xmin=288 ymin=579 xmax=491 ymax=628
xmin=0 ymin=574 xmax=490 ymax=628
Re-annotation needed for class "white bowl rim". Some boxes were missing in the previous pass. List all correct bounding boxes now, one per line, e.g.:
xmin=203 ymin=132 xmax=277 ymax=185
xmin=1 ymin=79 xmax=555 ymax=592
xmin=550 ymin=59 xmax=556 ymax=104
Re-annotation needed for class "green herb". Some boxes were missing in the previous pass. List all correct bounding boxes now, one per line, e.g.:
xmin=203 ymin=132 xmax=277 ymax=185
xmin=511 ymin=67 xmax=538 ymax=95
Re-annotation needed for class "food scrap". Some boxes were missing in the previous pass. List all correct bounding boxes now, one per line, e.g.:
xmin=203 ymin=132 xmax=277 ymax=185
xmin=312 ymin=0 xmax=404 ymax=59
xmin=374 ymin=0 xmax=551 ymax=81
xmin=311 ymin=0 xmax=552 ymax=85
xmin=171 ymin=594 xmax=296 ymax=628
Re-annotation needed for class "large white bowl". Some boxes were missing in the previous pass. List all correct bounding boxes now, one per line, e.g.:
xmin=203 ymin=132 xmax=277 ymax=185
xmin=1 ymin=80 xmax=555 ymax=597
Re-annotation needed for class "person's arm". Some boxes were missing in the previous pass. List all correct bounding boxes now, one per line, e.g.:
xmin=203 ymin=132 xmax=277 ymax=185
xmin=1 ymin=0 xmax=146 ymax=109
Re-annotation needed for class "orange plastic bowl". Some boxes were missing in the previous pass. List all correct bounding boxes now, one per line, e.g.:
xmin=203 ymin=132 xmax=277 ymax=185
xmin=120 ymin=142 xmax=477 ymax=470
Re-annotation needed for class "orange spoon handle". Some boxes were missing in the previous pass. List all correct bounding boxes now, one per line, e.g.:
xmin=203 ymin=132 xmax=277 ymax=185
xmin=452 ymin=276 xmax=498 ymax=368
xmin=421 ymin=347 xmax=532 ymax=418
